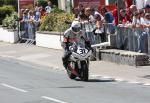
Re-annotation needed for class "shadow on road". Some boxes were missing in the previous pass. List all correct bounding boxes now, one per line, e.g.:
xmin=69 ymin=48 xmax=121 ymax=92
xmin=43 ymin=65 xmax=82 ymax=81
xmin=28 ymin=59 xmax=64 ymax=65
xmin=87 ymin=79 xmax=115 ymax=82
xmin=58 ymin=86 xmax=84 ymax=88
xmin=75 ymin=78 xmax=115 ymax=82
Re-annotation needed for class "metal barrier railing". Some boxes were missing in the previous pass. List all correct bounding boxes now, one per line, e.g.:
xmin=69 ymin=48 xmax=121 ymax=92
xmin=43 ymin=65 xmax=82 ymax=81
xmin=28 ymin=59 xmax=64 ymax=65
xmin=80 ymin=22 xmax=115 ymax=45
xmin=116 ymin=26 xmax=150 ymax=54
xmin=93 ymin=23 xmax=150 ymax=55
xmin=18 ymin=21 xmax=37 ymax=44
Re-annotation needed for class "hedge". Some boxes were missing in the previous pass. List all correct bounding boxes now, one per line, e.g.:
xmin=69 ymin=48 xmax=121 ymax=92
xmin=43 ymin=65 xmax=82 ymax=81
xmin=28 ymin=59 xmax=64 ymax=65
xmin=2 ymin=12 xmax=18 ymax=29
xmin=0 ymin=5 xmax=15 ymax=25
xmin=39 ymin=13 xmax=74 ymax=32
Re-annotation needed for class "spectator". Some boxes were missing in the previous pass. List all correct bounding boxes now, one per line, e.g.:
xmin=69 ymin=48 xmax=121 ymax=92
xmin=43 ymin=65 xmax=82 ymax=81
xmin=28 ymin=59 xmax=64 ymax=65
xmin=20 ymin=9 xmax=25 ymax=20
xmin=25 ymin=9 xmax=30 ymax=18
xmin=94 ymin=14 xmax=105 ymax=43
xmin=143 ymin=13 xmax=150 ymax=27
xmin=90 ymin=8 xmax=96 ymax=22
xmin=119 ymin=9 xmax=127 ymax=24
xmin=125 ymin=5 xmax=137 ymax=23
xmin=94 ymin=9 xmax=104 ymax=22
xmin=22 ymin=10 xmax=29 ymax=38
xmin=139 ymin=9 xmax=146 ymax=26
xmin=83 ymin=7 xmax=95 ymax=44
xmin=100 ymin=6 xmax=115 ymax=34
xmin=78 ymin=4 xmax=85 ymax=15
xmin=45 ymin=1 xmax=53 ymax=13
xmin=34 ymin=11 xmax=41 ymax=31
xmin=35 ymin=1 xmax=43 ymax=12
xmin=112 ymin=2 xmax=119 ymax=25
xmin=28 ymin=10 xmax=35 ymax=39
xmin=72 ymin=7 xmax=80 ymax=19
xmin=34 ymin=1 xmax=43 ymax=18
xmin=136 ymin=0 xmax=145 ymax=9
xmin=100 ymin=6 xmax=114 ymax=23
xmin=132 ymin=11 xmax=140 ymax=27
xmin=90 ymin=7 xmax=104 ymax=23
xmin=143 ymin=4 xmax=150 ymax=13
xmin=138 ymin=13 xmax=150 ymax=53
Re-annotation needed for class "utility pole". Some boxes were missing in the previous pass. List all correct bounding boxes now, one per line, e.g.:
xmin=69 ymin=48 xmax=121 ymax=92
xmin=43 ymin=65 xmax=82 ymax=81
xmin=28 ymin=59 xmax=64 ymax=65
xmin=66 ymin=0 xmax=72 ymax=13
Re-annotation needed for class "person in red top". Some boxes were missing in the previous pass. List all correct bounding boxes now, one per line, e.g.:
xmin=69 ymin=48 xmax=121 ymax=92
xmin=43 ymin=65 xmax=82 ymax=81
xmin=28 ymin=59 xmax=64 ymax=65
xmin=112 ymin=8 xmax=118 ymax=25
xmin=112 ymin=2 xmax=118 ymax=25
xmin=120 ymin=9 xmax=127 ymax=24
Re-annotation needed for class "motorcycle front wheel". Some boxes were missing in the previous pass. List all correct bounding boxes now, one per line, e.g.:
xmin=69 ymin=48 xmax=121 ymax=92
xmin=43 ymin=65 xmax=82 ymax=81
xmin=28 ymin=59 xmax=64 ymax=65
xmin=80 ymin=61 xmax=89 ymax=81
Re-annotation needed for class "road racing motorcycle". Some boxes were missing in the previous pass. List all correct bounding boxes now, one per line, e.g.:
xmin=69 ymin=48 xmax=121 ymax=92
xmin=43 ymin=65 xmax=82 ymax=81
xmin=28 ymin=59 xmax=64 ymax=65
xmin=66 ymin=41 xmax=92 ymax=81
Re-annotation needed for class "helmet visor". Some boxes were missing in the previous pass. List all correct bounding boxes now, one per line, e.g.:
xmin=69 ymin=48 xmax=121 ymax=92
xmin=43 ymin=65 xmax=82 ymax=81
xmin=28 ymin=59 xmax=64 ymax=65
xmin=72 ymin=27 xmax=81 ymax=32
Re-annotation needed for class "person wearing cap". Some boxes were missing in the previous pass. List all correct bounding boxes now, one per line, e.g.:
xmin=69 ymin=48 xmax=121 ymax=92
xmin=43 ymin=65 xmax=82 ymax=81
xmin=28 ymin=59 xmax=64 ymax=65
xmin=143 ymin=4 xmax=150 ymax=13
xmin=62 ymin=20 xmax=91 ymax=69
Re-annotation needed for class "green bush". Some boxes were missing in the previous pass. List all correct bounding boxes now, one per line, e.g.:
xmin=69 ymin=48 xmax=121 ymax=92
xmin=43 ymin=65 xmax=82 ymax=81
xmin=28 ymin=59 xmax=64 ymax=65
xmin=39 ymin=13 xmax=74 ymax=32
xmin=37 ymin=0 xmax=58 ymax=8
xmin=51 ymin=7 xmax=65 ymax=13
xmin=0 ymin=5 xmax=15 ymax=25
xmin=2 ymin=12 xmax=18 ymax=29
xmin=0 ymin=0 xmax=18 ymax=11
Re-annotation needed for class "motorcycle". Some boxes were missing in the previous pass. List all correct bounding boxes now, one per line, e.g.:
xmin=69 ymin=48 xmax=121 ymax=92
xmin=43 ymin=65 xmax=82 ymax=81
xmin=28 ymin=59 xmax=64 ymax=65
xmin=66 ymin=41 xmax=92 ymax=81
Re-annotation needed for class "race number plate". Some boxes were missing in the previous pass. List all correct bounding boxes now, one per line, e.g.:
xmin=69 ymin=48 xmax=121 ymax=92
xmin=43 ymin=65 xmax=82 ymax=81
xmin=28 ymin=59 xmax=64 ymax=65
xmin=77 ymin=47 xmax=88 ymax=56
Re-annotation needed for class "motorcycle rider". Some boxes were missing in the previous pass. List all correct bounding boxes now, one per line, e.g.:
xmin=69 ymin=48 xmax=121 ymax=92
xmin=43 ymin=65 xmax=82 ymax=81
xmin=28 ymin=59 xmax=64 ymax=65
xmin=62 ymin=20 xmax=91 ymax=69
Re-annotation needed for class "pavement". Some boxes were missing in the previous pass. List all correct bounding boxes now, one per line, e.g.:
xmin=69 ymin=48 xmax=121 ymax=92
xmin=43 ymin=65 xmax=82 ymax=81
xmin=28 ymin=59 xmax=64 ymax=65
xmin=0 ymin=42 xmax=150 ymax=86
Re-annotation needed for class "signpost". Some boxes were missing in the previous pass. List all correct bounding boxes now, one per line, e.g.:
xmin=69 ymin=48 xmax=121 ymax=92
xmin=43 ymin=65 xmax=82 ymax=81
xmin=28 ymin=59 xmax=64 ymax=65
xmin=18 ymin=0 xmax=34 ymax=10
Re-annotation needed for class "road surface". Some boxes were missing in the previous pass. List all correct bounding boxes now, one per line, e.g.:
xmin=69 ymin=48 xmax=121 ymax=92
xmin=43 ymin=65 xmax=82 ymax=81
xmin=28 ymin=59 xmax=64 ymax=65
xmin=0 ymin=57 xmax=150 ymax=103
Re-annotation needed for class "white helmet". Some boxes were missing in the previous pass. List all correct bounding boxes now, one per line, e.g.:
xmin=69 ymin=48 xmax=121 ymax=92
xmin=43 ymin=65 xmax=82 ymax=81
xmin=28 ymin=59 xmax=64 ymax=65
xmin=71 ymin=21 xmax=81 ymax=33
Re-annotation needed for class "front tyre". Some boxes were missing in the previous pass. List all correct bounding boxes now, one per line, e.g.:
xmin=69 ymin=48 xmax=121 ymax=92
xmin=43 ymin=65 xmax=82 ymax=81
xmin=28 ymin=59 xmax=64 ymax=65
xmin=81 ymin=61 xmax=89 ymax=81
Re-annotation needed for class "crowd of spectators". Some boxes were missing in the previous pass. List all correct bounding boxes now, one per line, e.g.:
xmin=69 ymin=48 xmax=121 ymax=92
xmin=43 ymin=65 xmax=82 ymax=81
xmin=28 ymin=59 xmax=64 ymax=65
xmin=19 ymin=0 xmax=53 ymax=39
xmin=71 ymin=2 xmax=150 ymax=53
xmin=18 ymin=0 xmax=150 ymax=53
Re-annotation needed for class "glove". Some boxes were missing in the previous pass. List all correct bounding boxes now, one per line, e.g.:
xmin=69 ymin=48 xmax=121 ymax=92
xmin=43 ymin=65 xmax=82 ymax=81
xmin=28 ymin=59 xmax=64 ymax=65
xmin=63 ymin=42 xmax=70 ymax=51
xmin=85 ymin=40 xmax=91 ymax=48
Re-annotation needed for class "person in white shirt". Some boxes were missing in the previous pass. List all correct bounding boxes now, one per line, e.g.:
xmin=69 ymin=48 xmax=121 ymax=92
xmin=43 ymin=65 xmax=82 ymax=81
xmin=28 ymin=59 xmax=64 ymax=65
xmin=132 ymin=11 xmax=141 ymax=27
xmin=145 ymin=13 xmax=150 ymax=25
xmin=136 ymin=0 xmax=145 ymax=9
xmin=45 ymin=1 xmax=53 ymax=13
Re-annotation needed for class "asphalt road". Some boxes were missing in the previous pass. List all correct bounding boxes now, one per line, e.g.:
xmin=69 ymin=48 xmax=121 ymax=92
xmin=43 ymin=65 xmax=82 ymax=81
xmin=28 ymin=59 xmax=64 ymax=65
xmin=0 ymin=57 xmax=150 ymax=103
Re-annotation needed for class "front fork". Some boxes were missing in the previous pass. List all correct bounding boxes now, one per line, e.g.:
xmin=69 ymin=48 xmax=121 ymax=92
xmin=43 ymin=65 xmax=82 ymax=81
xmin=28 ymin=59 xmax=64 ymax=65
xmin=77 ymin=59 xmax=89 ymax=75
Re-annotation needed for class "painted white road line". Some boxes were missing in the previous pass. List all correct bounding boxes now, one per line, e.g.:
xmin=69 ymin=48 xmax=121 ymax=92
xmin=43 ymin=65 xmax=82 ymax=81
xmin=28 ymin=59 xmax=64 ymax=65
xmin=1 ymin=83 xmax=28 ymax=93
xmin=41 ymin=96 xmax=68 ymax=103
